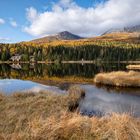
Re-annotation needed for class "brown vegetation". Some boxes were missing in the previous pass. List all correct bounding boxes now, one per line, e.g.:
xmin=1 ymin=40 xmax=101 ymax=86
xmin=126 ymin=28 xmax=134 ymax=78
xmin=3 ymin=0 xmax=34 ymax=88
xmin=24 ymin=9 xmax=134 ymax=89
xmin=93 ymin=32 xmax=140 ymax=44
xmin=0 ymin=86 xmax=84 ymax=139
xmin=0 ymin=87 xmax=140 ymax=139
xmin=94 ymin=71 xmax=140 ymax=87
xmin=28 ymin=113 xmax=140 ymax=140
xmin=126 ymin=65 xmax=140 ymax=70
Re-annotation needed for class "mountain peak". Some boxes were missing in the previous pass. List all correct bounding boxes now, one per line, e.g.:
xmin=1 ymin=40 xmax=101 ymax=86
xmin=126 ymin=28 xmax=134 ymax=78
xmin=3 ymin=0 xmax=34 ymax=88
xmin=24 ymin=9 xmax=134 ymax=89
xmin=56 ymin=31 xmax=83 ymax=40
xmin=58 ymin=31 xmax=71 ymax=35
xmin=30 ymin=31 xmax=83 ymax=44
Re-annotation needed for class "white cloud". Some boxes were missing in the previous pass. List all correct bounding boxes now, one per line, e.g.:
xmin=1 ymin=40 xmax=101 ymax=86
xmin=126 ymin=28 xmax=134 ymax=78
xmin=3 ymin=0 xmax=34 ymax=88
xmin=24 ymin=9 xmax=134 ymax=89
xmin=9 ymin=18 xmax=18 ymax=27
xmin=0 ymin=37 xmax=10 ymax=42
xmin=26 ymin=7 xmax=38 ymax=22
xmin=10 ymin=20 xmax=18 ymax=27
xmin=24 ymin=0 xmax=140 ymax=37
xmin=0 ymin=18 xmax=5 ymax=24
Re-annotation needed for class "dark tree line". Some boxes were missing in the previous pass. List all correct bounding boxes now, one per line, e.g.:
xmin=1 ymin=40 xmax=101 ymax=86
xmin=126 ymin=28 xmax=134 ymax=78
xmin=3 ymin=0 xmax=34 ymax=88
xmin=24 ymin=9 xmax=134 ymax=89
xmin=0 ymin=41 xmax=140 ymax=62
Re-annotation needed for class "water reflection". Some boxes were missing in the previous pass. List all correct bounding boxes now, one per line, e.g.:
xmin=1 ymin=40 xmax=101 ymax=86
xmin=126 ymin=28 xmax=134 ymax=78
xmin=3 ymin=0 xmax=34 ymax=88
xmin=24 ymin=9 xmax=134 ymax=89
xmin=0 ymin=79 xmax=65 ymax=94
xmin=0 ymin=63 xmax=127 ymax=80
xmin=0 ymin=79 xmax=140 ymax=116
xmin=80 ymin=85 xmax=140 ymax=117
xmin=0 ymin=63 xmax=140 ymax=116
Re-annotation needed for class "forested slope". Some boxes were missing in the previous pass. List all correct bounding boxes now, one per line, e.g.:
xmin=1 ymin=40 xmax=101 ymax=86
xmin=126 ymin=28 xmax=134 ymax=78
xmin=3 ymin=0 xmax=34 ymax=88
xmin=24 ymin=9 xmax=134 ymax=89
xmin=0 ymin=35 xmax=140 ymax=62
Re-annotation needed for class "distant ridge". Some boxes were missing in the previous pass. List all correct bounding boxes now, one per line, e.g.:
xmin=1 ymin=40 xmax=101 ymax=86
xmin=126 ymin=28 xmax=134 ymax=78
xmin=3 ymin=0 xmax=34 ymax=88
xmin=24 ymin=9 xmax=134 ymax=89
xmin=124 ymin=25 xmax=140 ymax=32
xmin=30 ymin=31 xmax=83 ymax=44
xmin=102 ymin=25 xmax=140 ymax=35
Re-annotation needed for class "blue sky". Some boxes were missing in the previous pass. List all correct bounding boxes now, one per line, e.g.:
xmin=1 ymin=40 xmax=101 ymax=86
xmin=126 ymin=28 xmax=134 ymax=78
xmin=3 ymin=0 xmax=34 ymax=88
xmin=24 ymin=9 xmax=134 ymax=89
xmin=0 ymin=0 xmax=53 ymax=43
xmin=0 ymin=0 xmax=139 ymax=43
xmin=0 ymin=0 xmax=107 ymax=43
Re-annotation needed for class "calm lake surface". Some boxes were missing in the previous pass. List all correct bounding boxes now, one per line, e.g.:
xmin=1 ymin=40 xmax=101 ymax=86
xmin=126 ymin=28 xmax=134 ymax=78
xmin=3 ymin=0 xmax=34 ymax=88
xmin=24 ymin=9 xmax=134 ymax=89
xmin=0 ymin=63 xmax=140 ymax=116
xmin=0 ymin=63 xmax=127 ymax=79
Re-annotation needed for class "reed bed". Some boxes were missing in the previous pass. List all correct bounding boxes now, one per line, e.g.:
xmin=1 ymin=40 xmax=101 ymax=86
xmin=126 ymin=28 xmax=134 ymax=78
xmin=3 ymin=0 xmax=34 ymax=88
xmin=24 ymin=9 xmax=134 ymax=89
xmin=126 ymin=65 xmax=140 ymax=70
xmin=94 ymin=71 xmax=140 ymax=87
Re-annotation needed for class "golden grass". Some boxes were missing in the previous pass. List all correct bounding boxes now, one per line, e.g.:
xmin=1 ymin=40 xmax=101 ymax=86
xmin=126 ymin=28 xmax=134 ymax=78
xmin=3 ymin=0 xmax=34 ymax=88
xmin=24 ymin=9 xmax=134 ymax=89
xmin=28 ymin=113 xmax=140 ymax=140
xmin=126 ymin=65 xmax=140 ymax=70
xmin=0 ymin=86 xmax=85 ymax=139
xmin=94 ymin=71 xmax=140 ymax=87
xmin=95 ymin=32 xmax=140 ymax=43
xmin=0 ymin=86 xmax=140 ymax=140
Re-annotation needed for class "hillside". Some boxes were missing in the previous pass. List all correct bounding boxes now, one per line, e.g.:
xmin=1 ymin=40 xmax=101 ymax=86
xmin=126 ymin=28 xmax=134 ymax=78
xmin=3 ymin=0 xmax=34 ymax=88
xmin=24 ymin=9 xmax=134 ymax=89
xmin=97 ymin=25 xmax=140 ymax=43
xmin=30 ymin=31 xmax=83 ymax=44
xmin=102 ymin=25 xmax=140 ymax=35
xmin=94 ymin=32 xmax=140 ymax=40
xmin=92 ymin=32 xmax=140 ymax=44
xmin=124 ymin=25 xmax=140 ymax=32
xmin=29 ymin=25 xmax=140 ymax=45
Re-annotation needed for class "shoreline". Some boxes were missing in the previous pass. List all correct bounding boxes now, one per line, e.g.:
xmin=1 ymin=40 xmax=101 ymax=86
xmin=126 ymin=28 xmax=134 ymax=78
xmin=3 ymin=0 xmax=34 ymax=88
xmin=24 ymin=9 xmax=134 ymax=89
xmin=0 ymin=60 xmax=140 ymax=64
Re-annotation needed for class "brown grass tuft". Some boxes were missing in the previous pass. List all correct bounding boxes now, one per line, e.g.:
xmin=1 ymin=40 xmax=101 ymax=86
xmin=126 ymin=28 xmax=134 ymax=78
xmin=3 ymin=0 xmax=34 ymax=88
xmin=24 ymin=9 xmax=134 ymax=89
xmin=67 ymin=86 xmax=85 ymax=111
xmin=11 ymin=92 xmax=36 ymax=98
xmin=94 ymin=71 xmax=140 ymax=87
xmin=126 ymin=65 xmax=140 ymax=70
xmin=0 ymin=93 xmax=5 ymax=102
xmin=0 ymin=87 xmax=85 ymax=139
xmin=28 ymin=113 xmax=140 ymax=140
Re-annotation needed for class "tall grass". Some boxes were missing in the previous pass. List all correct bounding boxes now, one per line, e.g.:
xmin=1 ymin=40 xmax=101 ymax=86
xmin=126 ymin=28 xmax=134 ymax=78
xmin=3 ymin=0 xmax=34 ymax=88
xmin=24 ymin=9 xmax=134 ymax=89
xmin=28 ymin=113 xmax=140 ymax=140
xmin=94 ymin=71 xmax=140 ymax=87
xmin=0 ymin=86 xmax=140 ymax=139
xmin=0 ymin=86 xmax=85 ymax=139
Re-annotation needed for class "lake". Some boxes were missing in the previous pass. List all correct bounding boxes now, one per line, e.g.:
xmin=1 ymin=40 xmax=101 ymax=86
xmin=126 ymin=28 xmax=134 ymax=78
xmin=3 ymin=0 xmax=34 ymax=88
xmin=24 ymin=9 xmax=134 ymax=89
xmin=0 ymin=63 xmax=140 ymax=116
xmin=0 ymin=63 xmax=127 ymax=80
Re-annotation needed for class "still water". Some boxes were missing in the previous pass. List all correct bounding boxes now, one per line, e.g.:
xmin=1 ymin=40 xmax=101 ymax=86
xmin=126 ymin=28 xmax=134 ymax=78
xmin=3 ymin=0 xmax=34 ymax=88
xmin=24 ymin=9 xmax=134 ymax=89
xmin=0 ymin=79 xmax=65 ymax=94
xmin=0 ymin=63 xmax=140 ymax=116
xmin=0 ymin=63 xmax=127 ymax=79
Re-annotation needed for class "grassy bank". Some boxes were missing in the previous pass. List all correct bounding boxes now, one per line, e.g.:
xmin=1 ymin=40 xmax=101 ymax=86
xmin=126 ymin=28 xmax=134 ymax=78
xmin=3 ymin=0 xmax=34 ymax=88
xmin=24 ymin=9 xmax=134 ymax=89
xmin=94 ymin=71 xmax=140 ymax=87
xmin=126 ymin=65 xmax=140 ymax=70
xmin=28 ymin=113 xmax=140 ymax=140
xmin=0 ymin=87 xmax=140 ymax=140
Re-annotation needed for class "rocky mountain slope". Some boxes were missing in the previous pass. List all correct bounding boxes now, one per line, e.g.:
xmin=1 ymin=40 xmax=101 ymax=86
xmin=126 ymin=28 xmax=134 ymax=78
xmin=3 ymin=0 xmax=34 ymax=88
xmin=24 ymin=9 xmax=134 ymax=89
xmin=30 ymin=31 xmax=83 ymax=44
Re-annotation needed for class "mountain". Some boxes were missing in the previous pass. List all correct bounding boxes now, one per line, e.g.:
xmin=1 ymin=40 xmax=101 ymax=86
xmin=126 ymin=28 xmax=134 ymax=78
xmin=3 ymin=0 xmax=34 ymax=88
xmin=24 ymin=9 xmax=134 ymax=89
xmin=30 ymin=31 xmax=83 ymax=44
xmin=29 ymin=25 xmax=140 ymax=44
xmin=102 ymin=25 xmax=140 ymax=35
xmin=124 ymin=25 xmax=140 ymax=32
xmin=101 ymin=28 xmax=123 ymax=35
xmin=56 ymin=31 xmax=83 ymax=40
xmin=97 ymin=25 xmax=140 ymax=43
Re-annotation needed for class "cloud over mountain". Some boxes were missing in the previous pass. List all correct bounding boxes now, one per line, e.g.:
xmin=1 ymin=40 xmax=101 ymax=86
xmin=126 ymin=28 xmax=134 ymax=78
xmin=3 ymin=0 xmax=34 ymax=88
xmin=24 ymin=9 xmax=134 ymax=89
xmin=24 ymin=0 xmax=140 ymax=37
